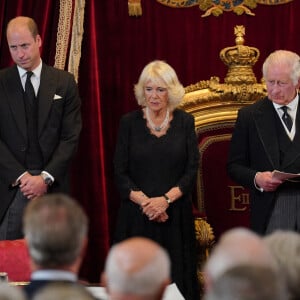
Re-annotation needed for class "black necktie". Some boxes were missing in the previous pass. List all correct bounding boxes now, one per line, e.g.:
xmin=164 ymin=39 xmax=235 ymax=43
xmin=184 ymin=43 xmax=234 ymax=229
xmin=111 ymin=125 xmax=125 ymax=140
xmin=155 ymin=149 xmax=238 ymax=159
xmin=25 ymin=71 xmax=35 ymax=105
xmin=280 ymin=106 xmax=293 ymax=131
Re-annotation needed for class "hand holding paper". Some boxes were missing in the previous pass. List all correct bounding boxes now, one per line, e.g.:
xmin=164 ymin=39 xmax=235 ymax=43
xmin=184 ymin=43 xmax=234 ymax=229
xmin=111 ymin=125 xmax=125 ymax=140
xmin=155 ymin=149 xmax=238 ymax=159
xmin=272 ymin=170 xmax=300 ymax=181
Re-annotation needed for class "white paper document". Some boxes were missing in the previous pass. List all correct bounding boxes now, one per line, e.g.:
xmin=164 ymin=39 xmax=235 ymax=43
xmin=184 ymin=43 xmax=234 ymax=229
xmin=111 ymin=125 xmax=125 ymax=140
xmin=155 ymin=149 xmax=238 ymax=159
xmin=272 ymin=170 xmax=300 ymax=181
xmin=87 ymin=283 xmax=185 ymax=300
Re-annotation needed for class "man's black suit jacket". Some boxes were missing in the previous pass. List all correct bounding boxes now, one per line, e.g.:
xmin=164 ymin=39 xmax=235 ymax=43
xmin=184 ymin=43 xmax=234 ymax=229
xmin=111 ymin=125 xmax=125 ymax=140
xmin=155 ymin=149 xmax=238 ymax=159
xmin=0 ymin=63 xmax=82 ymax=222
xmin=23 ymin=280 xmax=97 ymax=299
xmin=227 ymin=96 xmax=300 ymax=234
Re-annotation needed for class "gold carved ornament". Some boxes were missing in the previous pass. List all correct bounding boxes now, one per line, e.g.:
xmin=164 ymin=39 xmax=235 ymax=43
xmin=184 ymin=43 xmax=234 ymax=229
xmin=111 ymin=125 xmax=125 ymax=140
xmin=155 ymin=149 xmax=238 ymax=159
xmin=128 ymin=0 xmax=293 ymax=17
xmin=194 ymin=216 xmax=215 ymax=290
xmin=128 ymin=0 xmax=143 ymax=16
xmin=180 ymin=24 xmax=266 ymax=129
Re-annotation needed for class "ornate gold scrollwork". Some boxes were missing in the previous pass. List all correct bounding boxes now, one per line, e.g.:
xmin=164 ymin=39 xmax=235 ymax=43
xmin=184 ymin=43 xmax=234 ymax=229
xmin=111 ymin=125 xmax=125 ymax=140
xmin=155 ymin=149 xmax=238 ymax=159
xmin=128 ymin=0 xmax=294 ymax=17
xmin=256 ymin=0 xmax=292 ymax=4
xmin=194 ymin=217 xmax=215 ymax=293
xmin=199 ymin=0 xmax=257 ymax=17
xmin=180 ymin=25 xmax=266 ymax=130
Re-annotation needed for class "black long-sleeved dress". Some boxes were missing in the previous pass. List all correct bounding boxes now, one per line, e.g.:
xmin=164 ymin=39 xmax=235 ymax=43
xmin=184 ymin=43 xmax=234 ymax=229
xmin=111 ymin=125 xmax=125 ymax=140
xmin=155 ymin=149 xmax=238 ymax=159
xmin=113 ymin=108 xmax=200 ymax=300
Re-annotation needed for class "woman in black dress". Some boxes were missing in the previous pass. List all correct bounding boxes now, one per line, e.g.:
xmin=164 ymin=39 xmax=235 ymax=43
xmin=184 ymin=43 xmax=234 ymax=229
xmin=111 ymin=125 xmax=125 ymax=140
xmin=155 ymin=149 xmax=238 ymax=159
xmin=113 ymin=60 xmax=200 ymax=300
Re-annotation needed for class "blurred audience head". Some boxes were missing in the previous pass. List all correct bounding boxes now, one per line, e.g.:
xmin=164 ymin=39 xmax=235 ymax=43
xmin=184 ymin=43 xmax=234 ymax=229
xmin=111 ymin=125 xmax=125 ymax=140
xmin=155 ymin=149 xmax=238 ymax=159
xmin=0 ymin=282 xmax=27 ymax=300
xmin=102 ymin=237 xmax=171 ymax=300
xmin=264 ymin=230 xmax=300 ymax=300
xmin=203 ymin=264 xmax=287 ymax=300
xmin=23 ymin=193 xmax=88 ymax=272
xmin=203 ymin=227 xmax=278 ymax=291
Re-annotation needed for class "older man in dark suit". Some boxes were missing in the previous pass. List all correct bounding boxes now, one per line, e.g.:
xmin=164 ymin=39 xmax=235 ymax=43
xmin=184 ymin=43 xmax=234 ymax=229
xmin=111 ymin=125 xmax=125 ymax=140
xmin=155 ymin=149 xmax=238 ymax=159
xmin=227 ymin=50 xmax=300 ymax=235
xmin=0 ymin=16 xmax=81 ymax=239
xmin=22 ymin=193 xmax=93 ymax=299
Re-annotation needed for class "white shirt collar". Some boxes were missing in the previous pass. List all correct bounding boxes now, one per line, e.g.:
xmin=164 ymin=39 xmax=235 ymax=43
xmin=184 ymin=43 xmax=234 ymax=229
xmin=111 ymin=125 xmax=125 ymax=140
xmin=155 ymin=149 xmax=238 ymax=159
xmin=272 ymin=93 xmax=298 ymax=140
xmin=17 ymin=59 xmax=42 ymax=79
xmin=31 ymin=269 xmax=77 ymax=281
xmin=273 ymin=94 xmax=299 ymax=112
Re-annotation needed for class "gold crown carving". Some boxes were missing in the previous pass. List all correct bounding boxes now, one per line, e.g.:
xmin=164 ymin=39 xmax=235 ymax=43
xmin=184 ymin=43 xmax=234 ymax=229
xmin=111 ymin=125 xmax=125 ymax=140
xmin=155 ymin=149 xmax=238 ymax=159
xmin=220 ymin=25 xmax=260 ymax=84
xmin=181 ymin=24 xmax=266 ymax=115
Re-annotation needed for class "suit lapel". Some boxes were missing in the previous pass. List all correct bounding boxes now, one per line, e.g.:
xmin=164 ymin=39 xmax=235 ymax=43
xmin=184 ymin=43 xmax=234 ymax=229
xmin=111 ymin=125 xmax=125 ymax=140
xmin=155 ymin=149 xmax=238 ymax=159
xmin=253 ymin=98 xmax=280 ymax=169
xmin=38 ymin=64 xmax=56 ymax=136
xmin=2 ymin=66 xmax=27 ymax=139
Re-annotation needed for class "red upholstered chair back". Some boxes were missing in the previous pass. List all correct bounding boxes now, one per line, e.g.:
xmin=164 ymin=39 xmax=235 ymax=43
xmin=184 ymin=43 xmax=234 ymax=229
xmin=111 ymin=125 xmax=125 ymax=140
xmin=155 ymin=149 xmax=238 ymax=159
xmin=180 ymin=92 xmax=255 ymax=242
xmin=181 ymin=89 xmax=267 ymax=240
xmin=0 ymin=239 xmax=31 ymax=282
xmin=197 ymin=123 xmax=251 ymax=240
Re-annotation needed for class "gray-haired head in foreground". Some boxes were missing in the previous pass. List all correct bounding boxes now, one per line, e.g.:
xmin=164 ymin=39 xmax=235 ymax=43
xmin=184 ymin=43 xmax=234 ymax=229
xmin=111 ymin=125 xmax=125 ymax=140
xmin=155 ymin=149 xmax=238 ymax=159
xmin=203 ymin=264 xmax=287 ymax=300
xmin=104 ymin=237 xmax=170 ymax=297
xmin=23 ymin=193 xmax=88 ymax=268
xmin=203 ymin=227 xmax=278 ymax=290
xmin=264 ymin=230 xmax=300 ymax=300
xmin=0 ymin=282 xmax=27 ymax=300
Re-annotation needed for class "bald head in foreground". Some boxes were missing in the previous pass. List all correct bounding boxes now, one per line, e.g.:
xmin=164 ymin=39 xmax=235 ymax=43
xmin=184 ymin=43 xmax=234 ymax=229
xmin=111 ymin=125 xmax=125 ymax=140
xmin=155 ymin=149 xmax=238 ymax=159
xmin=203 ymin=227 xmax=278 ymax=291
xmin=102 ymin=237 xmax=171 ymax=300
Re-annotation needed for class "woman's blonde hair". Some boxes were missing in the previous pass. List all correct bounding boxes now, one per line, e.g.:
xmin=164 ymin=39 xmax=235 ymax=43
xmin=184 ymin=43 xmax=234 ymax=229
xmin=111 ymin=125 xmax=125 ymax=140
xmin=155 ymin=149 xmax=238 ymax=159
xmin=134 ymin=60 xmax=185 ymax=111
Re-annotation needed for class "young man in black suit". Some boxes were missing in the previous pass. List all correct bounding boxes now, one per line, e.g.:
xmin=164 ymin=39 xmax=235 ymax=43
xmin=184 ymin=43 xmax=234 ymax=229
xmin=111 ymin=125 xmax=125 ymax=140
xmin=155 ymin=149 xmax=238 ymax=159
xmin=0 ymin=16 xmax=81 ymax=239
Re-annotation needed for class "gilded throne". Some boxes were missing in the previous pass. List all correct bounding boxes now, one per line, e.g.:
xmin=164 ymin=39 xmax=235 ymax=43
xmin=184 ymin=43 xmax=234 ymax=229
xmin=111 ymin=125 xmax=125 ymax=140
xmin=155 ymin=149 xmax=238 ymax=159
xmin=180 ymin=25 xmax=267 ymax=284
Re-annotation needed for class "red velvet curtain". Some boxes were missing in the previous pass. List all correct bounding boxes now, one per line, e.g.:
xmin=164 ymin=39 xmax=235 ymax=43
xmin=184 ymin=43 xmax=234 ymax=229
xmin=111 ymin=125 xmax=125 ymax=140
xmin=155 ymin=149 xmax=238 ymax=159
xmin=0 ymin=0 xmax=110 ymax=283
xmin=88 ymin=0 xmax=300 ymax=282
xmin=0 ymin=1 xmax=59 ymax=67
xmin=1 ymin=0 xmax=300 ymax=284
xmin=73 ymin=0 xmax=111 ymax=282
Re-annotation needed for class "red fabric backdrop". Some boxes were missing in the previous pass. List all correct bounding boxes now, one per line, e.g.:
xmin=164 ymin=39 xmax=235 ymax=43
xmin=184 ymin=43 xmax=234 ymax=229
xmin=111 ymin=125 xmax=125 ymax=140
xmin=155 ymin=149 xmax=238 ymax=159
xmin=0 ymin=0 xmax=300 ymax=283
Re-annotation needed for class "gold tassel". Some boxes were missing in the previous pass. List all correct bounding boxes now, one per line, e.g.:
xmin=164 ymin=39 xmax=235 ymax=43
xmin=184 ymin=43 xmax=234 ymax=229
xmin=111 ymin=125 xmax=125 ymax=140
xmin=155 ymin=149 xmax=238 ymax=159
xmin=128 ymin=0 xmax=142 ymax=17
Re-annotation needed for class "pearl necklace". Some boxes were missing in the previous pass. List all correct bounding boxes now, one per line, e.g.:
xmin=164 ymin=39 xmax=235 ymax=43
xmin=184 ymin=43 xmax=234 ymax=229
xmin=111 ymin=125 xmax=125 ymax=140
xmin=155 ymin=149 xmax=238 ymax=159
xmin=145 ymin=107 xmax=170 ymax=132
